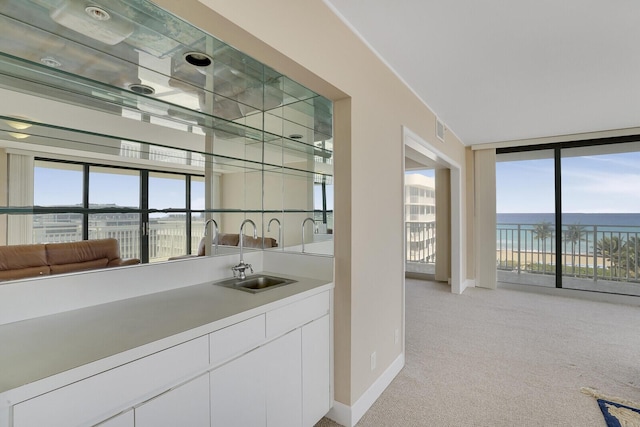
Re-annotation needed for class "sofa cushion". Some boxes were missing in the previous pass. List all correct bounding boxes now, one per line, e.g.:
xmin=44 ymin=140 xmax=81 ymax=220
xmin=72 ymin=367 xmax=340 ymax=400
xmin=0 ymin=266 xmax=51 ymax=281
xmin=46 ymin=239 xmax=120 ymax=265
xmin=242 ymin=235 xmax=277 ymax=249
xmin=215 ymin=233 xmax=240 ymax=247
xmin=0 ymin=243 xmax=48 ymax=270
xmin=50 ymin=258 xmax=109 ymax=275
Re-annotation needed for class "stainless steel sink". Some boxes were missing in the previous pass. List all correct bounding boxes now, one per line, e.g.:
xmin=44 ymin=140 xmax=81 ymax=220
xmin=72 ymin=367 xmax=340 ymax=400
xmin=213 ymin=275 xmax=297 ymax=293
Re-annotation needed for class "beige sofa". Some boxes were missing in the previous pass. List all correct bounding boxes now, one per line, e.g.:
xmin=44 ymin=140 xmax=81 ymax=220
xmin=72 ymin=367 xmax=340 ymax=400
xmin=0 ymin=238 xmax=140 ymax=282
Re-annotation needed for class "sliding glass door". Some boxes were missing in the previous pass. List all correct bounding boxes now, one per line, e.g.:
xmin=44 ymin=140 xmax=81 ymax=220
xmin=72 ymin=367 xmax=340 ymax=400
xmin=496 ymin=150 xmax=556 ymax=288
xmin=561 ymin=143 xmax=640 ymax=296
xmin=497 ymin=139 xmax=640 ymax=296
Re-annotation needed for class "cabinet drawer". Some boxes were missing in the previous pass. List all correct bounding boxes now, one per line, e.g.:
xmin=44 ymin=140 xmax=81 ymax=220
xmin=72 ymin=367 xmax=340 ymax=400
xmin=210 ymin=314 xmax=265 ymax=365
xmin=13 ymin=336 xmax=209 ymax=427
xmin=135 ymin=373 xmax=209 ymax=427
xmin=266 ymin=291 xmax=330 ymax=338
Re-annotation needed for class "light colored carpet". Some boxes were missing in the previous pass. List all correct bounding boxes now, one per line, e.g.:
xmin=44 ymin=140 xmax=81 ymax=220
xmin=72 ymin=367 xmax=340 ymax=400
xmin=316 ymin=279 xmax=640 ymax=426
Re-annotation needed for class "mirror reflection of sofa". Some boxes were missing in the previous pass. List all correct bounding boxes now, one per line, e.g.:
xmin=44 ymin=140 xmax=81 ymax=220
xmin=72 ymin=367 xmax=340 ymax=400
xmin=168 ymin=233 xmax=278 ymax=260
xmin=0 ymin=238 xmax=140 ymax=282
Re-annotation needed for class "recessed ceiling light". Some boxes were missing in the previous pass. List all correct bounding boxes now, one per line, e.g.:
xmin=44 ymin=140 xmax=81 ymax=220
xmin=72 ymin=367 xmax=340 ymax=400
xmin=6 ymin=117 xmax=33 ymax=130
xmin=184 ymin=52 xmax=213 ymax=67
xmin=85 ymin=6 xmax=111 ymax=21
xmin=289 ymin=134 xmax=303 ymax=139
xmin=129 ymin=84 xmax=155 ymax=95
xmin=40 ymin=57 xmax=62 ymax=68
xmin=8 ymin=132 xmax=30 ymax=139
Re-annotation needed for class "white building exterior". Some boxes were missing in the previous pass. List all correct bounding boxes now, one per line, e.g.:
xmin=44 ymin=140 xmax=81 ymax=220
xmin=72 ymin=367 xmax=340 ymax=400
xmin=404 ymin=173 xmax=436 ymax=264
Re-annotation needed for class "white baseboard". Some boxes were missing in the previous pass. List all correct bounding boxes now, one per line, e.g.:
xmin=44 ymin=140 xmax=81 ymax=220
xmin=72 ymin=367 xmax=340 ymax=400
xmin=461 ymin=279 xmax=475 ymax=293
xmin=326 ymin=352 xmax=405 ymax=427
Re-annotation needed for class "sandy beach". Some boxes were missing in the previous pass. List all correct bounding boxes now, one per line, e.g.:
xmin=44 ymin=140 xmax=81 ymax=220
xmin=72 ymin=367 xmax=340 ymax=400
xmin=496 ymin=249 xmax=607 ymax=268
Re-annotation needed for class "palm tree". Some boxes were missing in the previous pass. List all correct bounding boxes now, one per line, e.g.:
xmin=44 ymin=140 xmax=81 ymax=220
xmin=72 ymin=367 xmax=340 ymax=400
xmin=596 ymin=235 xmax=622 ymax=277
xmin=533 ymin=221 xmax=554 ymax=273
xmin=621 ymin=236 xmax=639 ymax=277
xmin=564 ymin=223 xmax=586 ymax=275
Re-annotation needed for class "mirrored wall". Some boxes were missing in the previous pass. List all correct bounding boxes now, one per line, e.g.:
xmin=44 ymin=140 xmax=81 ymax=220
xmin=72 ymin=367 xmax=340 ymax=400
xmin=0 ymin=0 xmax=334 ymax=282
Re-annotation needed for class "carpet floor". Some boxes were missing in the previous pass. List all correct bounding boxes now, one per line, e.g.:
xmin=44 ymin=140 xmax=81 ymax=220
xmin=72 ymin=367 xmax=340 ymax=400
xmin=315 ymin=279 xmax=640 ymax=426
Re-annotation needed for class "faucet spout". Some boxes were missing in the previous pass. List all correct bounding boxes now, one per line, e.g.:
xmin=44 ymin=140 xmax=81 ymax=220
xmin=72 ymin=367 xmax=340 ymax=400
xmin=204 ymin=218 xmax=219 ymax=255
xmin=301 ymin=217 xmax=317 ymax=254
xmin=267 ymin=218 xmax=282 ymax=249
xmin=232 ymin=219 xmax=257 ymax=279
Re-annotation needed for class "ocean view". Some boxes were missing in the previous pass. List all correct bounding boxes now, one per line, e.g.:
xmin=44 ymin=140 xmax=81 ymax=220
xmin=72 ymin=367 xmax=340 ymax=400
xmin=496 ymin=213 xmax=640 ymax=269
xmin=497 ymin=213 xmax=640 ymax=228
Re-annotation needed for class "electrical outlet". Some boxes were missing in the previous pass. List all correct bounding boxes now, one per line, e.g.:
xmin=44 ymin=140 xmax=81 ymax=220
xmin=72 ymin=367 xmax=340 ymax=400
xmin=370 ymin=351 xmax=376 ymax=371
xmin=394 ymin=329 xmax=400 ymax=344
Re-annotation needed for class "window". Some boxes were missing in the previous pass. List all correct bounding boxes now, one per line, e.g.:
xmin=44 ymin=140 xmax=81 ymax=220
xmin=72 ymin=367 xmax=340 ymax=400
xmin=496 ymin=140 xmax=640 ymax=296
xmin=32 ymin=159 xmax=203 ymax=263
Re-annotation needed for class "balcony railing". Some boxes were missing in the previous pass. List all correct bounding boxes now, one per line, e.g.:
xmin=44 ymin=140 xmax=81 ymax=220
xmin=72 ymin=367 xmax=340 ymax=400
xmin=497 ymin=223 xmax=640 ymax=283
xmin=406 ymin=221 xmax=436 ymax=264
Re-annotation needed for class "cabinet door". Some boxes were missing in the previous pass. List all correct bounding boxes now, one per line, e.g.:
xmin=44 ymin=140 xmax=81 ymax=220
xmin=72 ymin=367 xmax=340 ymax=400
xmin=210 ymin=347 xmax=265 ymax=427
xmin=94 ymin=410 xmax=133 ymax=427
xmin=302 ymin=314 xmax=331 ymax=426
xmin=264 ymin=329 xmax=302 ymax=427
xmin=135 ymin=374 xmax=209 ymax=427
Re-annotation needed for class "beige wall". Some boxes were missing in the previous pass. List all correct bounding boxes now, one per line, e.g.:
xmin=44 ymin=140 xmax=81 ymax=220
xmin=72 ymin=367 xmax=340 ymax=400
xmin=435 ymin=169 xmax=451 ymax=282
xmin=155 ymin=0 xmax=470 ymax=406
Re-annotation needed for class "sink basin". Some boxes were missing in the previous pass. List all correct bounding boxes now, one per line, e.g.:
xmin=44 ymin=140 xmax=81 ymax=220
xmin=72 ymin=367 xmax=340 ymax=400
xmin=213 ymin=275 xmax=297 ymax=293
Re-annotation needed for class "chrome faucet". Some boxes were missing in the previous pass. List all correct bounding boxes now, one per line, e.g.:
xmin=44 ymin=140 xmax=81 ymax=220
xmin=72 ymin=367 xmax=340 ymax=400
xmin=267 ymin=218 xmax=282 ymax=249
xmin=232 ymin=219 xmax=257 ymax=280
xmin=301 ymin=217 xmax=317 ymax=253
xmin=204 ymin=218 xmax=219 ymax=255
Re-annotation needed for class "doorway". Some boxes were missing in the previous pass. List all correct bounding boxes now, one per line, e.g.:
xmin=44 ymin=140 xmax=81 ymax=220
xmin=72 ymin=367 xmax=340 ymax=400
xmin=402 ymin=126 xmax=462 ymax=294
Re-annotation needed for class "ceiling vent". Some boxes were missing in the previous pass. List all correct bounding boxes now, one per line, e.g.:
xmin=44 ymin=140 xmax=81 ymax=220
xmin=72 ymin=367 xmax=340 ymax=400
xmin=436 ymin=117 xmax=445 ymax=142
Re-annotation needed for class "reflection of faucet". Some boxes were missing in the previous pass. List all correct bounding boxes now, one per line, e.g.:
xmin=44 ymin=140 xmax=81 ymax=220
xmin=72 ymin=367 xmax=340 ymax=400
xmin=204 ymin=218 xmax=219 ymax=255
xmin=232 ymin=219 xmax=257 ymax=280
xmin=267 ymin=218 xmax=282 ymax=249
xmin=301 ymin=217 xmax=317 ymax=253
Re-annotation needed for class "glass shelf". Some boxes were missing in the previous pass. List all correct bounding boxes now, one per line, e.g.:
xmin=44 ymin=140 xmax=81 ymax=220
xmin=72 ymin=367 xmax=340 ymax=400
xmin=0 ymin=2 xmax=332 ymax=138
xmin=0 ymin=115 xmax=333 ymax=179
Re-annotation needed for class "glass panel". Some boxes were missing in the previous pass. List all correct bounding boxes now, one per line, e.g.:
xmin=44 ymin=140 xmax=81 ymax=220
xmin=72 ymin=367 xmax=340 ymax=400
xmin=88 ymin=212 xmax=140 ymax=260
xmin=89 ymin=167 xmax=139 ymax=208
xmin=189 ymin=176 xmax=207 ymax=254
xmin=496 ymin=150 xmax=556 ymax=288
xmin=34 ymin=161 xmax=83 ymax=207
xmin=405 ymin=170 xmax=436 ymax=275
xmin=33 ymin=212 xmax=82 ymax=244
xmin=561 ymin=143 xmax=640 ymax=296
xmin=149 ymin=172 xmax=186 ymax=262
xmin=0 ymin=0 xmax=334 ymax=284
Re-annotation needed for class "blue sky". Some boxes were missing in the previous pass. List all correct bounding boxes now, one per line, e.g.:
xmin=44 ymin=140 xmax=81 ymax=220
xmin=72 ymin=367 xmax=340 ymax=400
xmin=34 ymin=167 xmax=333 ymax=211
xmin=497 ymin=151 xmax=640 ymax=213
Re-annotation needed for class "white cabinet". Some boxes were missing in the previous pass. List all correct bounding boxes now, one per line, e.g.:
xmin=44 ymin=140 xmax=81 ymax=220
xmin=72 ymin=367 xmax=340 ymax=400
xmin=135 ymin=374 xmax=209 ymax=427
xmin=9 ymin=288 xmax=332 ymax=427
xmin=210 ymin=346 xmax=266 ymax=427
xmin=265 ymin=329 xmax=302 ymax=427
xmin=12 ymin=336 xmax=209 ymax=427
xmin=302 ymin=314 xmax=331 ymax=426
xmin=95 ymin=410 xmax=133 ymax=427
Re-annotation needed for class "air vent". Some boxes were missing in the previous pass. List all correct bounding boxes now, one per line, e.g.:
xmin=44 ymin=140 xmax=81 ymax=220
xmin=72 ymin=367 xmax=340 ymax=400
xmin=436 ymin=117 xmax=445 ymax=142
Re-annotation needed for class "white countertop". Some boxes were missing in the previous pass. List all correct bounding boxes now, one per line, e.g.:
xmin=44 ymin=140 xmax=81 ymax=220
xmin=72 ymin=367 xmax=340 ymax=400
xmin=0 ymin=271 xmax=332 ymax=396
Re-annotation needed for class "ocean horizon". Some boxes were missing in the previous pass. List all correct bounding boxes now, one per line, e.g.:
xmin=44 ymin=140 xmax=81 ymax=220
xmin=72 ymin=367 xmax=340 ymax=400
xmin=497 ymin=213 xmax=640 ymax=228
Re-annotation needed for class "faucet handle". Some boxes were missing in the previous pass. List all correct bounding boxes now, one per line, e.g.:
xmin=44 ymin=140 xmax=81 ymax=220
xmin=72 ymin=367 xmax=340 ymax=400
xmin=248 ymin=263 xmax=253 ymax=274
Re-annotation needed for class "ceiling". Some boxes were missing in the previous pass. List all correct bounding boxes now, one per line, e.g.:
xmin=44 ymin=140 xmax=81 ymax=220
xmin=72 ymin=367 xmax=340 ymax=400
xmin=324 ymin=0 xmax=640 ymax=146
